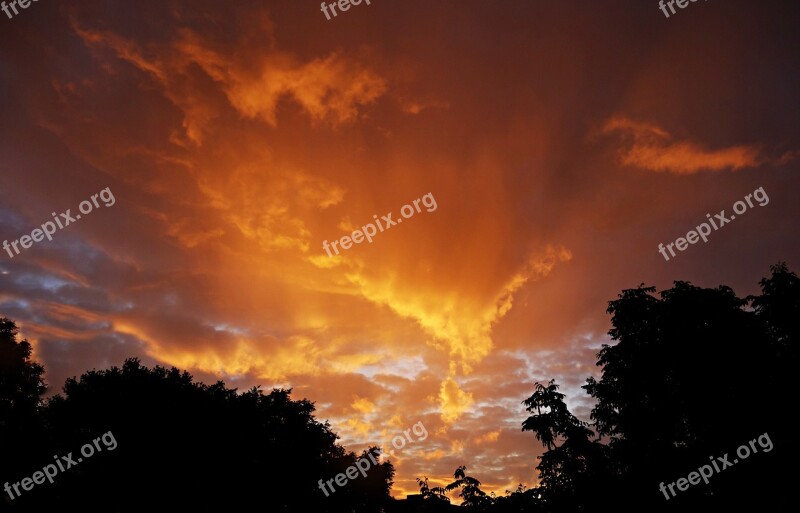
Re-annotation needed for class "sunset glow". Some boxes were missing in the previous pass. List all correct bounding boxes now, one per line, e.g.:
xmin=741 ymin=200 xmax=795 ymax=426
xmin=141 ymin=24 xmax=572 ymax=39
xmin=1 ymin=0 xmax=798 ymax=502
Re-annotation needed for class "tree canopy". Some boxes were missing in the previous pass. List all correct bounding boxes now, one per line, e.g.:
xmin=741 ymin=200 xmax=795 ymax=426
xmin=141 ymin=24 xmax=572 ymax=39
xmin=0 ymin=344 xmax=394 ymax=512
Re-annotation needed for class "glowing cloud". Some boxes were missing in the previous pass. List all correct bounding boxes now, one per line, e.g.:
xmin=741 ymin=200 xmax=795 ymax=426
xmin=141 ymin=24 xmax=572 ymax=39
xmin=602 ymin=115 xmax=762 ymax=174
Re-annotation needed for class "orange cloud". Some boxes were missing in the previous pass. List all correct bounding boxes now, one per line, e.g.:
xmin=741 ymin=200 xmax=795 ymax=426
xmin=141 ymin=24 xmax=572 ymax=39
xmin=72 ymin=19 xmax=387 ymax=145
xmin=475 ymin=430 xmax=501 ymax=445
xmin=147 ymin=332 xmax=380 ymax=382
xmin=352 ymin=396 xmax=376 ymax=414
xmin=439 ymin=376 xmax=474 ymax=424
xmin=602 ymin=115 xmax=762 ymax=174
xmin=344 ymin=245 xmax=572 ymax=376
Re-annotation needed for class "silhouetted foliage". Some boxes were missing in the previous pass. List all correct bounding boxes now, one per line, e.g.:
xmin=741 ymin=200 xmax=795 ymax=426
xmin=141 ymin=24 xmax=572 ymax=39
xmin=0 ymin=318 xmax=47 ymax=501
xmin=533 ymin=262 xmax=796 ymax=511
xmin=0 ymin=353 xmax=394 ymax=512
xmin=489 ymin=484 xmax=544 ymax=513
xmin=415 ymin=474 xmax=454 ymax=512
xmin=443 ymin=466 xmax=492 ymax=508
xmin=522 ymin=381 xmax=611 ymax=511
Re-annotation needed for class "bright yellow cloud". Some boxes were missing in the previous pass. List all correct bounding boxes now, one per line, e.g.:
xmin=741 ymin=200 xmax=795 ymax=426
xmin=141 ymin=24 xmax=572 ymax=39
xmin=352 ymin=396 xmax=376 ymax=414
xmin=439 ymin=376 xmax=474 ymax=424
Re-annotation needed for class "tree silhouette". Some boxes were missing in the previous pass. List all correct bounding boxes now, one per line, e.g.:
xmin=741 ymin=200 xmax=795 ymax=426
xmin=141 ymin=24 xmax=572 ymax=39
xmin=581 ymin=266 xmax=795 ymax=509
xmin=0 ymin=318 xmax=47 ymax=500
xmin=0 ymin=318 xmax=46 ymax=412
xmin=416 ymin=475 xmax=450 ymax=503
xmin=443 ymin=465 xmax=493 ymax=508
xmin=2 ymin=356 xmax=394 ymax=512
xmin=443 ymin=263 xmax=797 ymax=511
xmin=521 ymin=380 xmax=611 ymax=511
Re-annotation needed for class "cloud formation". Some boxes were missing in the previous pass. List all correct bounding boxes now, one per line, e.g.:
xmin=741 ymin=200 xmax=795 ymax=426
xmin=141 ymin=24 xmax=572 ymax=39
xmin=73 ymin=13 xmax=387 ymax=145
xmin=601 ymin=116 xmax=763 ymax=174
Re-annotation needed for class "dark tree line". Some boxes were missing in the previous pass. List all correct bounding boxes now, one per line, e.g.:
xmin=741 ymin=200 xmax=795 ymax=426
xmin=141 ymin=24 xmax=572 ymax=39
xmin=0 ymin=323 xmax=394 ymax=512
xmin=2 ymin=263 xmax=798 ymax=511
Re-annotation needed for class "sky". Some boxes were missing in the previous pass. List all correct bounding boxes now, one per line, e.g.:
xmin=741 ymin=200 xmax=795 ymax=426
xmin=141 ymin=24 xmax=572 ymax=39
xmin=1 ymin=0 xmax=798 ymax=500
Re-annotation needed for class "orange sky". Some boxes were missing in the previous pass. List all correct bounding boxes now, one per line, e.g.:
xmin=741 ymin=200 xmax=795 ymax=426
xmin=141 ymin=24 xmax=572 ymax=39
xmin=1 ymin=0 xmax=798 ymax=500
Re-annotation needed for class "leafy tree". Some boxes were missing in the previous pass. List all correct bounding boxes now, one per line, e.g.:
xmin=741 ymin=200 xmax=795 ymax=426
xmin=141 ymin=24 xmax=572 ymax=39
xmin=416 ymin=475 xmax=450 ymax=503
xmin=419 ymin=468 xmax=550 ymax=512
xmin=490 ymin=484 xmax=545 ymax=513
xmin=512 ymin=264 xmax=798 ymax=510
xmin=0 ymin=318 xmax=47 ymax=497
xmin=0 ymin=318 xmax=46 ymax=408
xmin=326 ymin=446 xmax=395 ymax=512
xmin=750 ymin=262 xmax=800 ymax=348
xmin=583 ymin=275 xmax=787 ymax=508
xmin=2 ymin=356 xmax=393 ymax=512
xmin=522 ymin=380 xmax=610 ymax=511
xmin=444 ymin=465 xmax=493 ymax=508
